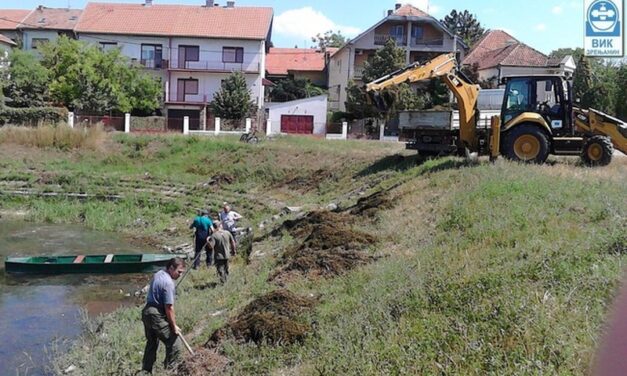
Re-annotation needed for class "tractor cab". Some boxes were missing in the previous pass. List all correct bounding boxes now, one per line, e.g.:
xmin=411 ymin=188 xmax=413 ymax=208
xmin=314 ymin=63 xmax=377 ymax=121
xmin=501 ymin=75 xmax=573 ymax=136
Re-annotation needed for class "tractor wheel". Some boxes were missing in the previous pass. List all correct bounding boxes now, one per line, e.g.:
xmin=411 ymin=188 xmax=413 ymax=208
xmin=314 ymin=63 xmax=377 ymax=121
xmin=581 ymin=135 xmax=613 ymax=167
xmin=502 ymin=124 xmax=550 ymax=164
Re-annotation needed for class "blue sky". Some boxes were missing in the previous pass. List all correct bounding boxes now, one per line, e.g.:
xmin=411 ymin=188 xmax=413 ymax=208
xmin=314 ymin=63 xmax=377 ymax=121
xmin=0 ymin=0 xmax=594 ymax=54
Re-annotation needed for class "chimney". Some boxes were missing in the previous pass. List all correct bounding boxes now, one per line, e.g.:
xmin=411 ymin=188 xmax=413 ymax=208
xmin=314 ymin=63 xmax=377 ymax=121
xmin=145 ymin=0 xmax=152 ymax=6
xmin=205 ymin=0 xmax=214 ymax=6
xmin=226 ymin=1 xmax=235 ymax=7
xmin=395 ymin=3 xmax=402 ymax=10
xmin=387 ymin=10 xmax=393 ymax=16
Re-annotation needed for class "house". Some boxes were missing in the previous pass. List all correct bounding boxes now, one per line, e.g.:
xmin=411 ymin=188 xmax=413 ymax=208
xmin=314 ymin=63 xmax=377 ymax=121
xmin=0 ymin=34 xmax=16 ymax=53
xmin=462 ymin=30 xmax=576 ymax=88
xmin=328 ymin=3 xmax=466 ymax=111
xmin=18 ymin=6 xmax=82 ymax=51
xmin=265 ymin=95 xmax=328 ymax=135
xmin=0 ymin=9 xmax=30 ymax=43
xmin=266 ymin=48 xmax=337 ymax=87
xmin=74 ymin=0 xmax=273 ymax=128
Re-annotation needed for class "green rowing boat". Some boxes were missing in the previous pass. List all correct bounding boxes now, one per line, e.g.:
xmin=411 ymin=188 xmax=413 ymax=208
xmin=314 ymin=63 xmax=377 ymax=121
xmin=4 ymin=253 xmax=188 ymax=274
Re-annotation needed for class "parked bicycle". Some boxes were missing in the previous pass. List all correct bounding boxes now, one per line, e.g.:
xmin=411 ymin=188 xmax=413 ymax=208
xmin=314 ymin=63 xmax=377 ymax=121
xmin=239 ymin=127 xmax=259 ymax=144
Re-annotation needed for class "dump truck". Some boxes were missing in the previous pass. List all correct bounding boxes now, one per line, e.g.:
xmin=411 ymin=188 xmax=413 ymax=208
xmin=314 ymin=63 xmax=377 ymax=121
xmin=366 ymin=53 xmax=627 ymax=166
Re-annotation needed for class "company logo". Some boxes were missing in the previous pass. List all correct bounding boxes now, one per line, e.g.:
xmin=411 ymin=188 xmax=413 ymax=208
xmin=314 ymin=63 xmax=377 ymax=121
xmin=585 ymin=0 xmax=624 ymax=56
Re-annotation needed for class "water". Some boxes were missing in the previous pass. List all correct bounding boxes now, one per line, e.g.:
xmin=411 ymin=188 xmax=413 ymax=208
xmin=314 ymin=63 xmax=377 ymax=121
xmin=0 ymin=222 xmax=152 ymax=375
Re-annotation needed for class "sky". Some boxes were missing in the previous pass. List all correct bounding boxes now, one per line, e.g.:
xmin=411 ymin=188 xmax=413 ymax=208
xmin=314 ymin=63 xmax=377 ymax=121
xmin=0 ymin=0 xmax=607 ymax=54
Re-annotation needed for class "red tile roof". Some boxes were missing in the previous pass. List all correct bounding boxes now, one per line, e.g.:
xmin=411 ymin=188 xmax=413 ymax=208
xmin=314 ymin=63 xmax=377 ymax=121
xmin=0 ymin=34 xmax=16 ymax=46
xmin=463 ymin=30 xmax=548 ymax=70
xmin=393 ymin=4 xmax=430 ymax=17
xmin=0 ymin=9 xmax=31 ymax=30
xmin=75 ymin=2 xmax=273 ymax=40
xmin=266 ymin=48 xmax=336 ymax=75
xmin=21 ymin=7 xmax=82 ymax=31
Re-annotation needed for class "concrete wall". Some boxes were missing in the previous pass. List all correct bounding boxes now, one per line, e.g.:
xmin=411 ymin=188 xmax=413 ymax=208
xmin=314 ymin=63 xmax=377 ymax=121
xmin=265 ymin=95 xmax=328 ymax=135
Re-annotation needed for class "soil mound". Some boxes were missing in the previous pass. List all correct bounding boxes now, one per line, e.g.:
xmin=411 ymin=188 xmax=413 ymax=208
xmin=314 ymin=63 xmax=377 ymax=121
xmin=206 ymin=290 xmax=316 ymax=348
xmin=349 ymin=190 xmax=395 ymax=217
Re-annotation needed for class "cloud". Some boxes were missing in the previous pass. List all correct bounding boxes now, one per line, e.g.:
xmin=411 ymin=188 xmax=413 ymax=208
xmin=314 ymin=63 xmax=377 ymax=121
xmin=274 ymin=7 xmax=360 ymax=41
xmin=552 ymin=6 xmax=563 ymax=14
xmin=535 ymin=23 xmax=547 ymax=31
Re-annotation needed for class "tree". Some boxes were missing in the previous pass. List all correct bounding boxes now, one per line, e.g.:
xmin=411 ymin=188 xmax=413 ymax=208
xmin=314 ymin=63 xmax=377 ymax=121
xmin=39 ymin=36 xmax=161 ymax=113
xmin=616 ymin=64 xmax=627 ymax=121
xmin=572 ymin=55 xmax=618 ymax=114
xmin=2 ymin=50 xmax=50 ymax=108
xmin=210 ymin=71 xmax=254 ymax=120
xmin=440 ymin=10 xmax=485 ymax=48
xmin=549 ymin=47 xmax=584 ymax=62
xmin=361 ymin=39 xmax=406 ymax=83
xmin=312 ymin=30 xmax=348 ymax=49
xmin=269 ymin=78 xmax=325 ymax=102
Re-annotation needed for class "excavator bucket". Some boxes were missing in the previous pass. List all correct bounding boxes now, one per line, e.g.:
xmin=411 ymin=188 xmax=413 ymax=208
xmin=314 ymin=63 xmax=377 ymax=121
xmin=367 ymin=91 xmax=389 ymax=112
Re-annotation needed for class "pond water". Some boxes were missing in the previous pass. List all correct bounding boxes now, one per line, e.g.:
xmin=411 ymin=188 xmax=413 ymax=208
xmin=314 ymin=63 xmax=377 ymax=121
xmin=0 ymin=222 xmax=153 ymax=375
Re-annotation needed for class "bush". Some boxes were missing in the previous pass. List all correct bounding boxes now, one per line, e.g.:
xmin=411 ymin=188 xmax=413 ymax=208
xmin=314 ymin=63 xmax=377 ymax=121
xmin=0 ymin=106 xmax=68 ymax=126
xmin=130 ymin=116 xmax=166 ymax=131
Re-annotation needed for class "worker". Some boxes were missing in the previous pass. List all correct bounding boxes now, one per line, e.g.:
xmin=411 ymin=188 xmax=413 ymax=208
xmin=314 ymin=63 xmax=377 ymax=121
xmin=141 ymin=257 xmax=186 ymax=373
xmin=189 ymin=209 xmax=213 ymax=269
xmin=207 ymin=221 xmax=237 ymax=284
xmin=218 ymin=203 xmax=242 ymax=240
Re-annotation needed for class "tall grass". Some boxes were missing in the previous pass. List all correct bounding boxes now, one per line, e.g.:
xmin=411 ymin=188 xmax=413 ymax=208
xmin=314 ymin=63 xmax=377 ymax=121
xmin=0 ymin=124 xmax=106 ymax=150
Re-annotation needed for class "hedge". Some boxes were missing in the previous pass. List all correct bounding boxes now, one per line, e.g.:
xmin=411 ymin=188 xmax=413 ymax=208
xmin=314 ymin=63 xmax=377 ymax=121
xmin=0 ymin=106 xmax=68 ymax=126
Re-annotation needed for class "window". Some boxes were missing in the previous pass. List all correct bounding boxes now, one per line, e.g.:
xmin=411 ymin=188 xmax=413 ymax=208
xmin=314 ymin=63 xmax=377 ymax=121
xmin=31 ymin=38 xmax=49 ymax=49
xmin=178 ymin=78 xmax=199 ymax=96
xmin=391 ymin=25 xmax=404 ymax=37
xmin=100 ymin=42 xmax=118 ymax=52
xmin=412 ymin=26 xmax=424 ymax=41
xmin=222 ymin=47 xmax=244 ymax=63
xmin=504 ymin=78 xmax=532 ymax=123
xmin=141 ymin=44 xmax=163 ymax=68
xmin=179 ymin=45 xmax=200 ymax=62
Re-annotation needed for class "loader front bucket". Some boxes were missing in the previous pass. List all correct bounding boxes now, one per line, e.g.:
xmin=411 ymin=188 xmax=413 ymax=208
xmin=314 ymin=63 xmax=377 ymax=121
xmin=367 ymin=91 xmax=389 ymax=112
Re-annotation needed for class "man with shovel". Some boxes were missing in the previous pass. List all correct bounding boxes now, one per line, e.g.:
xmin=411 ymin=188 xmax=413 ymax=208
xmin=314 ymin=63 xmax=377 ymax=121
xmin=141 ymin=257 xmax=185 ymax=373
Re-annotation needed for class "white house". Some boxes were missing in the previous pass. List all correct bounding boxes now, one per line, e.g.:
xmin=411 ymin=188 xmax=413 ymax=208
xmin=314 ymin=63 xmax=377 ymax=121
xmin=328 ymin=3 xmax=466 ymax=111
xmin=74 ymin=0 xmax=273 ymax=128
xmin=265 ymin=95 xmax=328 ymax=135
xmin=18 ymin=6 xmax=82 ymax=51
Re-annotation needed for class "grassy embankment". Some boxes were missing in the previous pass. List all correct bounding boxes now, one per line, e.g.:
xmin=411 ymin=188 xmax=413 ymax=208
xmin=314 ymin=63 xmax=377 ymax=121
xmin=1 ymin=126 xmax=625 ymax=375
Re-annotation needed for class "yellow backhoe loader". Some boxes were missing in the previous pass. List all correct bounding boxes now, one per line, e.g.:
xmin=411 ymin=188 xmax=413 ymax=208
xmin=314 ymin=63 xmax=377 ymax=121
xmin=366 ymin=53 xmax=627 ymax=166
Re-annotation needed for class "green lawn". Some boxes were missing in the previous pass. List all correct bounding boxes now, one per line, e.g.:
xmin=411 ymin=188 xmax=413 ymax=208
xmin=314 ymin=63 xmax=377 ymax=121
xmin=1 ymin=127 xmax=625 ymax=375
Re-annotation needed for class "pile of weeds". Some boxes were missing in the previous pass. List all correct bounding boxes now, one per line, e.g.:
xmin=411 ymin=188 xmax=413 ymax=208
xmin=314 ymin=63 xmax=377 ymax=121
xmin=348 ymin=190 xmax=395 ymax=217
xmin=177 ymin=349 xmax=231 ymax=376
xmin=270 ymin=211 xmax=378 ymax=282
xmin=206 ymin=290 xmax=316 ymax=347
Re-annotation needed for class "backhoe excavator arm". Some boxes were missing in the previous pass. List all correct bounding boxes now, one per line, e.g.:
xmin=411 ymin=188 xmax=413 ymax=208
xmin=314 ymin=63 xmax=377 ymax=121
xmin=574 ymin=108 xmax=627 ymax=154
xmin=365 ymin=53 xmax=481 ymax=152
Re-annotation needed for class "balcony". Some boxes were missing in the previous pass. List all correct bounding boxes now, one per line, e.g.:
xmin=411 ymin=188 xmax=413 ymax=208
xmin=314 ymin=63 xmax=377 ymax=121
xmin=168 ymin=60 xmax=260 ymax=73
xmin=353 ymin=66 xmax=366 ymax=79
xmin=374 ymin=34 xmax=406 ymax=46
xmin=411 ymin=37 xmax=444 ymax=47
xmin=165 ymin=93 xmax=210 ymax=105
xmin=139 ymin=59 xmax=169 ymax=69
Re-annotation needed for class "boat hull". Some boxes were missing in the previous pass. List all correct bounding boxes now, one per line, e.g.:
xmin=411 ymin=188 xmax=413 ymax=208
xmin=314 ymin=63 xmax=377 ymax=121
xmin=4 ymin=254 xmax=187 ymax=274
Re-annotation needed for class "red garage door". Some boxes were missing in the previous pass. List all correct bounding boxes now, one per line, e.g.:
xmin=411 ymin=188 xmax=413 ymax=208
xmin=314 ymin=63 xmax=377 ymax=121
xmin=280 ymin=115 xmax=314 ymax=134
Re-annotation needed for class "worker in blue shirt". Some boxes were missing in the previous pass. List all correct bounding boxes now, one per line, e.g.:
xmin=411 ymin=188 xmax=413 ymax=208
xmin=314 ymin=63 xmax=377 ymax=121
xmin=189 ymin=209 xmax=213 ymax=269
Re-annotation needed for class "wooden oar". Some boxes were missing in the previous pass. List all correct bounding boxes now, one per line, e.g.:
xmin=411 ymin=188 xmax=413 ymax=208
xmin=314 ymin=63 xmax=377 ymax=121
xmin=179 ymin=333 xmax=195 ymax=355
